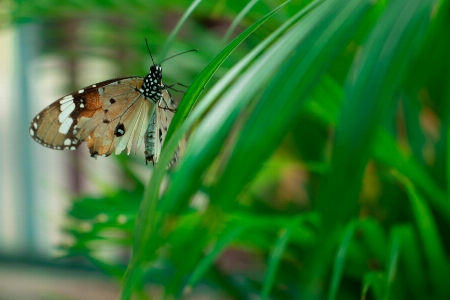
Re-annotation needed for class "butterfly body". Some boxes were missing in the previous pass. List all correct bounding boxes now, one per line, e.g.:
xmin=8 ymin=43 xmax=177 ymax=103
xmin=29 ymin=62 xmax=182 ymax=165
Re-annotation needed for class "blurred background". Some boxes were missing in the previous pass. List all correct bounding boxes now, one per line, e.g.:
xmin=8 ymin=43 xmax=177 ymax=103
xmin=1 ymin=1 xmax=273 ymax=299
xmin=1 ymin=0 xmax=450 ymax=299
xmin=1 ymin=1 xmax=221 ymax=298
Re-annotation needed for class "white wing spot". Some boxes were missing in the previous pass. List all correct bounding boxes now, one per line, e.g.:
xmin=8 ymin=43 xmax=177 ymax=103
xmin=92 ymin=84 xmax=96 ymax=87
xmin=58 ymin=103 xmax=75 ymax=122
xmin=98 ymin=88 xmax=104 ymax=96
xmin=70 ymin=146 xmax=76 ymax=150
xmin=60 ymin=100 xmax=74 ymax=111
xmin=80 ymin=104 xmax=84 ymax=108
xmin=64 ymin=138 xmax=72 ymax=146
xmin=60 ymin=95 xmax=74 ymax=104
xmin=29 ymin=128 xmax=34 ymax=136
xmin=36 ymin=115 xmax=40 ymax=120
xmin=78 ymin=89 xmax=84 ymax=94
xmin=33 ymin=122 xmax=38 ymax=129
xmin=59 ymin=118 xmax=74 ymax=134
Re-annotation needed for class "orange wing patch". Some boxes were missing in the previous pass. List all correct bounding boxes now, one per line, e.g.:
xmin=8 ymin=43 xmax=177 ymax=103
xmin=78 ymin=92 xmax=102 ymax=119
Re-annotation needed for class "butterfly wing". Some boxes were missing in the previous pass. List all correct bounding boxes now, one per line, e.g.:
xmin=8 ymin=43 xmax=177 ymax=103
xmin=144 ymin=89 xmax=185 ymax=167
xmin=29 ymin=77 xmax=154 ymax=157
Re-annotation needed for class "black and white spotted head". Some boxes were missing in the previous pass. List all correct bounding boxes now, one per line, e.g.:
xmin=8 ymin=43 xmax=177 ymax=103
xmin=142 ymin=64 xmax=163 ymax=102
xmin=142 ymin=38 xmax=197 ymax=102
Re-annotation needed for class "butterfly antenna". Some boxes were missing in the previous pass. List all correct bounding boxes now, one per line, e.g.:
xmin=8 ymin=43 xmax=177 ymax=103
xmin=145 ymin=38 xmax=156 ymax=65
xmin=160 ymin=49 xmax=198 ymax=64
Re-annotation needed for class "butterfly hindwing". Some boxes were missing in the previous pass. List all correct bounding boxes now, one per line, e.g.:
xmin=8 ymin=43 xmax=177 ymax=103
xmin=144 ymin=89 xmax=185 ymax=167
xmin=156 ymin=90 xmax=177 ymax=165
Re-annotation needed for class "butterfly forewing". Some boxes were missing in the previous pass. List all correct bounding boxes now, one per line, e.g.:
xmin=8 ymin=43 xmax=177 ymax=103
xmin=29 ymin=76 xmax=155 ymax=157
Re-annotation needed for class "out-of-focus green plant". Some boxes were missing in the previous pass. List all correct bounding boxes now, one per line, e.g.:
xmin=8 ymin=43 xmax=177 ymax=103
xmin=11 ymin=0 xmax=450 ymax=299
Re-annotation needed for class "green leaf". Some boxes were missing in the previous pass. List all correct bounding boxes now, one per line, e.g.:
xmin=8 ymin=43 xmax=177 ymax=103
xmin=358 ymin=219 xmax=387 ymax=268
xmin=319 ymin=0 xmax=434 ymax=230
xmin=392 ymin=225 xmax=428 ymax=300
xmin=213 ymin=0 xmax=373 ymax=210
xmin=327 ymin=220 xmax=358 ymax=300
xmin=158 ymin=0 xmax=202 ymax=61
xmin=221 ymin=0 xmax=260 ymax=45
xmin=165 ymin=0 xmax=293 ymax=145
xmin=362 ymin=272 xmax=385 ymax=300
xmin=393 ymin=171 xmax=450 ymax=299
xmin=373 ymin=129 xmax=450 ymax=223
xmin=121 ymin=3 xmax=291 ymax=298
xmin=384 ymin=226 xmax=401 ymax=300
xmin=162 ymin=0 xmax=310 ymax=213
xmin=261 ymin=219 xmax=298 ymax=300
xmin=186 ymin=224 xmax=247 ymax=289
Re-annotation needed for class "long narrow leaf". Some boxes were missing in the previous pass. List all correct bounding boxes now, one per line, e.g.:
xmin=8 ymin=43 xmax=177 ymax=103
xmin=394 ymin=225 xmax=428 ymax=300
xmin=373 ymin=129 xmax=450 ymax=222
xmin=165 ymin=0 xmax=297 ymax=143
xmin=221 ymin=0 xmax=260 ymax=45
xmin=186 ymin=225 xmax=247 ymax=289
xmin=158 ymin=0 xmax=202 ymax=61
xmin=319 ymin=0 xmax=434 ymax=230
xmin=328 ymin=220 xmax=358 ymax=300
xmin=384 ymin=226 xmax=401 ymax=300
xmin=121 ymin=3 xmax=291 ymax=298
xmin=162 ymin=0 xmax=315 ymax=211
xmin=393 ymin=171 xmax=450 ymax=299
xmin=362 ymin=272 xmax=385 ymax=300
xmin=213 ymin=0 xmax=372 ymax=213
xmin=261 ymin=219 xmax=297 ymax=299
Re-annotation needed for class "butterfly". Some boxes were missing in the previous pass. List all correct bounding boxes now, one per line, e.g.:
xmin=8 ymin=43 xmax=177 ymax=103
xmin=29 ymin=40 xmax=194 ymax=166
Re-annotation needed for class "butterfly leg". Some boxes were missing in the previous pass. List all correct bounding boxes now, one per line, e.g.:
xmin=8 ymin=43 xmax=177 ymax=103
xmin=166 ymin=82 xmax=188 ymax=94
xmin=158 ymin=91 xmax=177 ymax=113
xmin=167 ymin=82 xmax=188 ymax=88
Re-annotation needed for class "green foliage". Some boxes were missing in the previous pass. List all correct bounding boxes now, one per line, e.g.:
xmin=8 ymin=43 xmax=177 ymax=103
xmin=11 ymin=0 xmax=450 ymax=299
